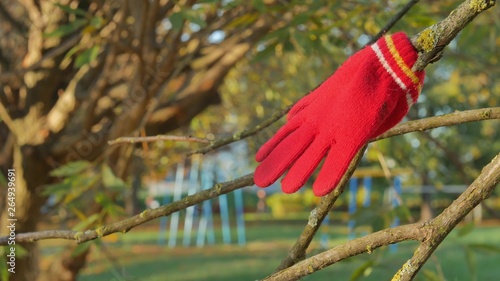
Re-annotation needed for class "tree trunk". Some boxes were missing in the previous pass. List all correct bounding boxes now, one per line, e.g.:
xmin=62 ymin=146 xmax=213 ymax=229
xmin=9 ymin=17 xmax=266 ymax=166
xmin=420 ymin=174 xmax=434 ymax=222
xmin=38 ymin=245 xmax=91 ymax=281
xmin=0 ymin=145 xmax=51 ymax=281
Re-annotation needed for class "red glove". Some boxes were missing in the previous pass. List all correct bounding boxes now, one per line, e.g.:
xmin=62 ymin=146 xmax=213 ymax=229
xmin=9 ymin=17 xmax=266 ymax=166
xmin=254 ymin=32 xmax=425 ymax=196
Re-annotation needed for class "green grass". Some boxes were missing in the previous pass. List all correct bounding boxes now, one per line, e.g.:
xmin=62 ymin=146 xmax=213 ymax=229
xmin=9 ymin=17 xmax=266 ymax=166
xmin=74 ymin=223 xmax=500 ymax=281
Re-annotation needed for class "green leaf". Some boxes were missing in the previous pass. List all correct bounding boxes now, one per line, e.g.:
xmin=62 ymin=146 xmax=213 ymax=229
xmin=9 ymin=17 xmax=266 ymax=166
xmin=44 ymin=18 xmax=88 ymax=38
xmin=169 ymin=12 xmax=184 ymax=31
xmin=251 ymin=0 xmax=266 ymax=12
xmin=72 ymin=213 xmax=101 ymax=231
xmin=62 ymin=173 xmax=100 ymax=204
xmin=42 ymin=181 xmax=72 ymax=196
xmin=182 ymin=10 xmax=207 ymax=29
xmin=50 ymin=160 xmax=91 ymax=177
xmin=290 ymin=13 xmax=310 ymax=26
xmin=457 ymin=222 xmax=475 ymax=237
xmin=72 ymin=242 xmax=92 ymax=257
xmin=0 ymin=247 xmax=9 ymax=280
xmin=64 ymin=44 xmax=83 ymax=61
xmin=10 ymin=245 xmax=28 ymax=258
xmin=95 ymin=192 xmax=125 ymax=217
xmin=101 ymin=165 xmax=127 ymax=191
xmin=75 ymin=45 xmax=100 ymax=68
xmin=0 ymin=172 xmax=6 ymax=185
xmin=261 ymin=26 xmax=289 ymax=43
xmin=89 ymin=16 xmax=105 ymax=29
xmin=350 ymin=259 xmax=375 ymax=281
xmin=226 ymin=13 xmax=259 ymax=29
xmin=421 ymin=269 xmax=443 ymax=281
xmin=393 ymin=205 xmax=412 ymax=222
xmin=54 ymin=3 xmax=88 ymax=17
xmin=253 ymin=42 xmax=278 ymax=62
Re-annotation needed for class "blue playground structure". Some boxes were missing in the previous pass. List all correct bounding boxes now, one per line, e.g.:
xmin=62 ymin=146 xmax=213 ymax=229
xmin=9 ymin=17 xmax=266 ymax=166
xmin=157 ymin=143 xmax=248 ymax=248
xmin=321 ymin=175 xmax=402 ymax=251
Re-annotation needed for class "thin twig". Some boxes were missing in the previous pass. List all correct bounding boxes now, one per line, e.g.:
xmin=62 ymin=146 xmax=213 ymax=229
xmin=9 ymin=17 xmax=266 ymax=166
xmin=374 ymin=107 xmax=500 ymax=141
xmin=367 ymin=0 xmax=421 ymax=45
xmin=263 ymin=152 xmax=499 ymax=280
xmin=108 ymin=135 xmax=212 ymax=145
xmin=188 ymin=104 xmax=293 ymax=155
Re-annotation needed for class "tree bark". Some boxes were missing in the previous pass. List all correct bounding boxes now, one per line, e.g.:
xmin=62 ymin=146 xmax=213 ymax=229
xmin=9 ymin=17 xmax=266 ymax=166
xmin=420 ymin=173 xmax=434 ymax=222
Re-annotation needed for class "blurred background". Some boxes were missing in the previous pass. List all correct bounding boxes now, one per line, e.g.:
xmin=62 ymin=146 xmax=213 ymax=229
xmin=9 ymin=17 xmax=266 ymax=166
xmin=0 ymin=0 xmax=499 ymax=280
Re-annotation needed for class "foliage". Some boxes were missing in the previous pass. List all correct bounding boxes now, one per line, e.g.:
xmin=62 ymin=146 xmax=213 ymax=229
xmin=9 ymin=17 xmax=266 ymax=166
xmin=265 ymin=190 xmax=320 ymax=217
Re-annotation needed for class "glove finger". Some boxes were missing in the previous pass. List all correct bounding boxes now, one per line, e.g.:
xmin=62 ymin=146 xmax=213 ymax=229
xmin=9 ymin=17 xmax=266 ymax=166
xmin=281 ymin=138 xmax=330 ymax=194
xmin=255 ymin=119 xmax=301 ymax=162
xmin=312 ymin=139 xmax=367 ymax=196
xmin=254 ymin=125 xmax=315 ymax=188
xmin=287 ymin=92 xmax=319 ymax=121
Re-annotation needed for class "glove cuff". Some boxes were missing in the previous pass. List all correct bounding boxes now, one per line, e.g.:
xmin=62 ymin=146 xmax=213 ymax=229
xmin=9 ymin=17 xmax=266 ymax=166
xmin=371 ymin=32 xmax=425 ymax=108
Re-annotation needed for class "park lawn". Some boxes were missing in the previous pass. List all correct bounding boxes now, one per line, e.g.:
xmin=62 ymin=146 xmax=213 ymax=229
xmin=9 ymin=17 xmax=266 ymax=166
xmin=74 ymin=223 xmax=500 ymax=281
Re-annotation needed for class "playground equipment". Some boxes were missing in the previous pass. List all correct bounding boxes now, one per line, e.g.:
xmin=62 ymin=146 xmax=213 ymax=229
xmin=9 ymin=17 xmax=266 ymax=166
xmin=320 ymin=174 xmax=402 ymax=250
xmin=157 ymin=147 xmax=247 ymax=248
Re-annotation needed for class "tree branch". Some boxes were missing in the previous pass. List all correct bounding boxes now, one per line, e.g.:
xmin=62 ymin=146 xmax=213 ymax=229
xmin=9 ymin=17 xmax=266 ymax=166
xmin=108 ymin=135 xmax=212 ymax=145
xmin=263 ymin=224 xmax=424 ymax=281
xmin=0 ymin=174 xmax=254 ymax=245
xmin=188 ymin=104 xmax=293 ymax=155
xmin=410 ymin=0 xmax=496 ymax=71
xmin=392 ymin=152 xmax=500 ymax=281
xmin=373 ymin=107 xmax=500 ymax=141
xmin=275 ymin=146 xmax=366 ymax=271
xmin=263 ymin=152 xmax=500 ymax=281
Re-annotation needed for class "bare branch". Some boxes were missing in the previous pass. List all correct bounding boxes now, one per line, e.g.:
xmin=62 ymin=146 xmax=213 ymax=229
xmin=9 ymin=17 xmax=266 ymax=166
xmin=410 ymin=0 xmax=496 ymax=71
xmin=392 ymin=152 xmax=500 ymax=281
xmin=374 ymin=107 xmax=500 ymax=141
xmin=263 ymin=152 xmax=500 ymax=281
xmin=0 ymin=174 xmax=254 ymax=245
xmin=264 ymin=224 xmax=424 ymax=281
xmin=108 ymin=135 xmax=212 ymax=145
xmin=188 ymin=104 xmax=293 ymax=155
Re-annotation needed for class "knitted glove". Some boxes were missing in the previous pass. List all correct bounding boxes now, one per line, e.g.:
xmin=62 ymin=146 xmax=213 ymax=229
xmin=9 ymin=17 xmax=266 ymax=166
xmin=254 ymin=32 xmax=425 ymax=196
